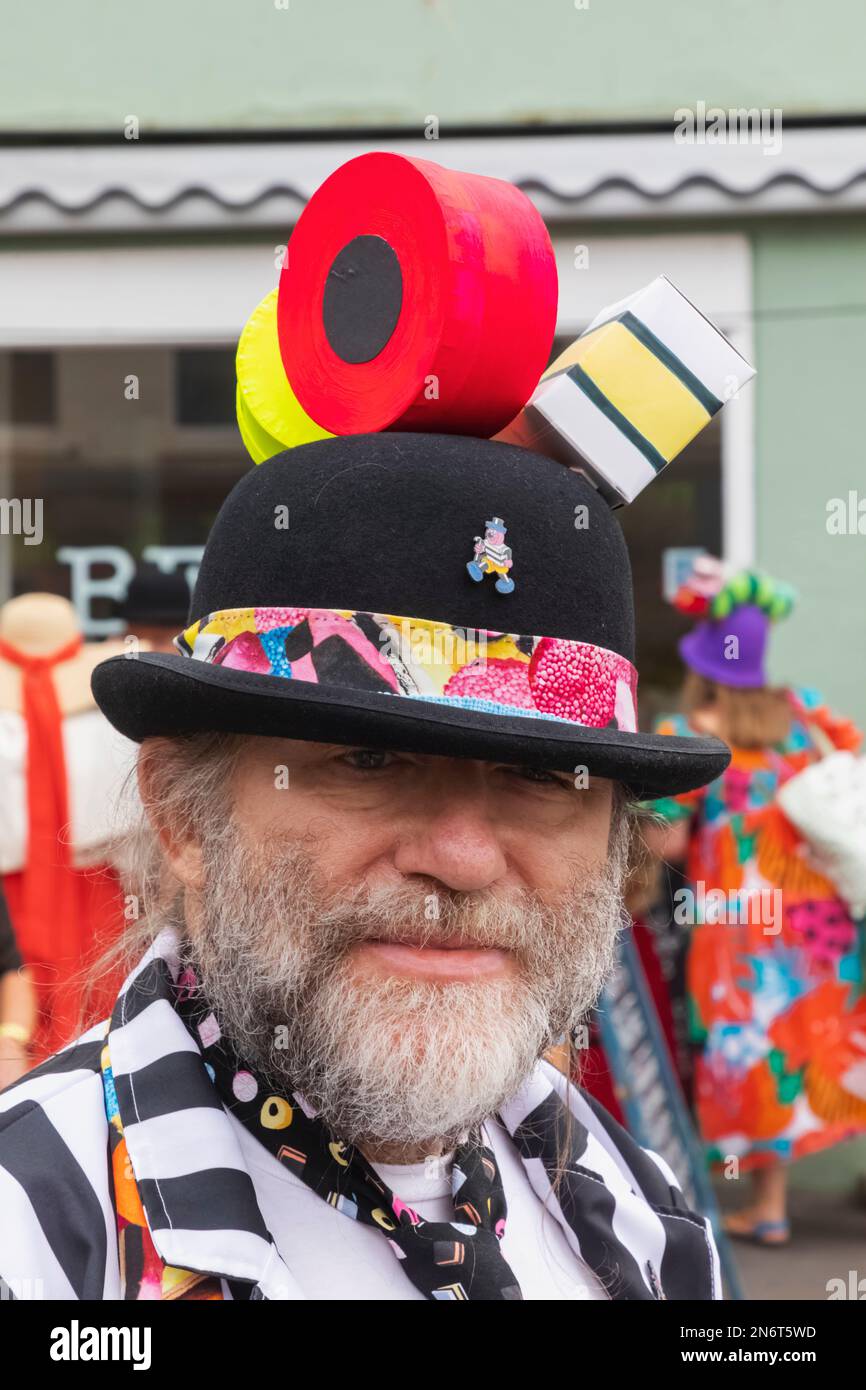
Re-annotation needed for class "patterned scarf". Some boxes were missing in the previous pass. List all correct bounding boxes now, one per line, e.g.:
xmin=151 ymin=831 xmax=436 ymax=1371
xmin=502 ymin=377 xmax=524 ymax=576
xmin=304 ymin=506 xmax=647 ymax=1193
xmin=177 ymin=975 xmax=521 ymax=1301
xmin=103 ymin=934 xmax=721 ymax=1301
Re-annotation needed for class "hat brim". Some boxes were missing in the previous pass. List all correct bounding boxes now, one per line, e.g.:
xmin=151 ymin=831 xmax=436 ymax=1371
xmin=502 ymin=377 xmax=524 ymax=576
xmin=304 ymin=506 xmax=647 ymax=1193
xmin=92 ymin=652 xmax=730 ymax=801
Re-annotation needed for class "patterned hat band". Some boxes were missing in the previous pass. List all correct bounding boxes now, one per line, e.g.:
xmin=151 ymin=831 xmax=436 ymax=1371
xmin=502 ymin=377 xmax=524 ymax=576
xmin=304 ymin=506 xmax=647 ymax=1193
xmin=175 ymin=606 xmax=639 ymax=733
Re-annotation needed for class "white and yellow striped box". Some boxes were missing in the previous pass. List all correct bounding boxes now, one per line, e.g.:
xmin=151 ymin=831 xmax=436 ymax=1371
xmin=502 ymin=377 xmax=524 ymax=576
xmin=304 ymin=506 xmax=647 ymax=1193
xmin=499 ymin=275 xmax=755 ymax=506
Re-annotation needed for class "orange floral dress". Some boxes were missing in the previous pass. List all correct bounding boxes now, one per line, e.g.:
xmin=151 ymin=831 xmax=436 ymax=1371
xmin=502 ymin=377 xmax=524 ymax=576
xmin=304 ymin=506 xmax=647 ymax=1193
xmin=653 ymin=689 xmax=866 ymax=1171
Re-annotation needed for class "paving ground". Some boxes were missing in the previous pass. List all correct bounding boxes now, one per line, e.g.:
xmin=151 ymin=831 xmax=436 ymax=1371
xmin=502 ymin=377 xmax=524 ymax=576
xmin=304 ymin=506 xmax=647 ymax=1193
xmin=715 ymin=1177 xmax=866 ymax=1301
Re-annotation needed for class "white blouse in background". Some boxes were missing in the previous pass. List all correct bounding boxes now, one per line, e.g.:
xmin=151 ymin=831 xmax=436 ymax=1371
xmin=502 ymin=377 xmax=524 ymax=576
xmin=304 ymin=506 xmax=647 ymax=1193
xmin=0 ymin=708 xmax=139 ymax=873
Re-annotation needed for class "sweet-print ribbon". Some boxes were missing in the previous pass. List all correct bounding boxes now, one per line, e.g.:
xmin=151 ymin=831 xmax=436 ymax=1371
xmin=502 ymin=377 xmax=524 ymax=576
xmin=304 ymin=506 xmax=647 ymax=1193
xmin=175 ymin=606 xmax=638 ymax=733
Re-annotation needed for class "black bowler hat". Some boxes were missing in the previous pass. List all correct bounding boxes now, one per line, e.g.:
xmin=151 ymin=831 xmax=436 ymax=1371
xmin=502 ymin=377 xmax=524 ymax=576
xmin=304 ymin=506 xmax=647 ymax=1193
xmin=91 ymin=433 xmax=729 ymax=799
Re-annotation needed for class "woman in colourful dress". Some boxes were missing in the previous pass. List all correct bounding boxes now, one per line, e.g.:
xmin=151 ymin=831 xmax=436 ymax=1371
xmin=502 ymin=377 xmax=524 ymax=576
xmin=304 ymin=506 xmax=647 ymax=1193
xmin=653 ymin=564 xmax=866 ymax=1245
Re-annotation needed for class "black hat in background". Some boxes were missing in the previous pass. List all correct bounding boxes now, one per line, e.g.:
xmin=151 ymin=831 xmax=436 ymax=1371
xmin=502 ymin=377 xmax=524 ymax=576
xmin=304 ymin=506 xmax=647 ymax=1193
xmin=118 ymin=566 xmax=191 ymax=629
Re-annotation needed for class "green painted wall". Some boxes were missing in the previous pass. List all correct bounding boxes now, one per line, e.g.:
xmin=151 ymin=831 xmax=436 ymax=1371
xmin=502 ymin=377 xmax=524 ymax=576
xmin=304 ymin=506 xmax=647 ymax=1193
xmin=542 ymin=214 xmax=866 ymax=731
xmin=1 ymin=0 xmax=865 ymax=133
xmin=753 ymin=218 xmax=866 ymax=728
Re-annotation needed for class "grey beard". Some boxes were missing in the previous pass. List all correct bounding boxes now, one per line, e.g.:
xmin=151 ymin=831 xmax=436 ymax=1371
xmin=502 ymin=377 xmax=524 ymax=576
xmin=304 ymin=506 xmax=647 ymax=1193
xmin=183 ymin=815 xmax=629 ymax=1150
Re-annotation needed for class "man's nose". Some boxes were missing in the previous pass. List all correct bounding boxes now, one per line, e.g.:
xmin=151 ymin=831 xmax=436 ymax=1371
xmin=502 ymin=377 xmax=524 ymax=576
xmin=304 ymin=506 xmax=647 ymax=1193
xmin=392 ymin=789 xmax=508 ymax=894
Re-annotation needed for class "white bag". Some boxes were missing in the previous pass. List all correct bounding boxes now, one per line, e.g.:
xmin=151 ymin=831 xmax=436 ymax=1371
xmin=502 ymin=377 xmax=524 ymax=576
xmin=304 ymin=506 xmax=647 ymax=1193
xmin=777 ymin=750 xmax=866 ymax=919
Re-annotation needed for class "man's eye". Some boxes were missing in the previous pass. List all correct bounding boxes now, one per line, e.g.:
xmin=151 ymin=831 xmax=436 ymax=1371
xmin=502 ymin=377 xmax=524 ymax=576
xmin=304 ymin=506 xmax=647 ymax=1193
xmin=340 ymin=748 xmax=394 ymax=771
xmin=509 ymin=766 xmax=567 ymax=787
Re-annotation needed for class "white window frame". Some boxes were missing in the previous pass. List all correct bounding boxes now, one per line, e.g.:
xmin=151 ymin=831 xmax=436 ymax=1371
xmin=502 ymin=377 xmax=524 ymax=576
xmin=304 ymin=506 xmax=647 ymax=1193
xmin=0 ymin=229 xmax=756 ymax=571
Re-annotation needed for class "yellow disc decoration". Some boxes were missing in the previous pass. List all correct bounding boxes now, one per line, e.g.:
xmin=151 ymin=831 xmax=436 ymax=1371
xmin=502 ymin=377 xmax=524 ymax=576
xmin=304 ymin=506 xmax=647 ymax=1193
xmin=260 ymin=1095 xmax=293 ymax=1130
xmin=236 ymin=384 xmax=287 ymax=466
xmin=235 ymin=288 xmax=331 ymax=464
xmin=371 ymin=1207 xmax=397 ymax=1231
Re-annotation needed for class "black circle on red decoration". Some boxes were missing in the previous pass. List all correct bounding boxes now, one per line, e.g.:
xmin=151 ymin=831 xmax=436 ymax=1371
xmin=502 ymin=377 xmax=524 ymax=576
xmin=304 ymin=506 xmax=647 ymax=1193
xmin=322 ymin=234 xmax=403 ymax=365
xmin=278 ymin=151 xmax=559 ymax=436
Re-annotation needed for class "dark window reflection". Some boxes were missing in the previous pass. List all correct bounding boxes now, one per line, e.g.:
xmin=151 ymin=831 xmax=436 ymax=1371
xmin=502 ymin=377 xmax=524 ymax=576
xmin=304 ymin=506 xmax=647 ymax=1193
xmin=10 ymin=352 xmax=57 ymax=426
xmin=175 ymin=349 xmax=236 ymax=426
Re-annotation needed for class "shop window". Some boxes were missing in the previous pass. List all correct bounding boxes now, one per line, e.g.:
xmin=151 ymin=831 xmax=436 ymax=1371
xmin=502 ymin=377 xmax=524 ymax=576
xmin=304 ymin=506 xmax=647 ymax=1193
xmin=9 ymin=351 xmax=57 ymax=426
xmin=2 ymin=346 xmax=246 ymax=635
xmin=174 ymin=349 xmax=236 ymax=426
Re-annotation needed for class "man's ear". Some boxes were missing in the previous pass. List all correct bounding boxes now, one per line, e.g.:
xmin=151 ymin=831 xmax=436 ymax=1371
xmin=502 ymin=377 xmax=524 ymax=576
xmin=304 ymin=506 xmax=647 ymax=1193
xmin=136 ymin=738 xmax=205 ymax=892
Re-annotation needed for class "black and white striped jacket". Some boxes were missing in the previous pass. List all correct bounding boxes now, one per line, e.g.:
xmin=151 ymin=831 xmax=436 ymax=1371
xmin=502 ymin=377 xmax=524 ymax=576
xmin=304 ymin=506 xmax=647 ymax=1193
xmin=0 ymin=932 xmax=721 ymax=1301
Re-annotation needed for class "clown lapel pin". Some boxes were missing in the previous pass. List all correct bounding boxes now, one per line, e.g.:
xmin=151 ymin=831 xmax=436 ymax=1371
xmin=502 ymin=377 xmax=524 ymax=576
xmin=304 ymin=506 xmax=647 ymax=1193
xmin=467 ymin=516 xmax=515 ymax=594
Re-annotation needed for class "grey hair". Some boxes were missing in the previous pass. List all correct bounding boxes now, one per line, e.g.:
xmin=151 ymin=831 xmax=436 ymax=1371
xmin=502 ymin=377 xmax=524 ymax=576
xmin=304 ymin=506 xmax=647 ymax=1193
xmin=84 ymin=732 xmax=247 ymax=1012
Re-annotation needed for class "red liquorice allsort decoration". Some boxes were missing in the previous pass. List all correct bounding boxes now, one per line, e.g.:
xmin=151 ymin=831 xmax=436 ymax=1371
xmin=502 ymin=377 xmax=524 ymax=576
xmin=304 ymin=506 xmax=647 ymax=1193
xmin=278 ymin=151 xmax=558 ymax=439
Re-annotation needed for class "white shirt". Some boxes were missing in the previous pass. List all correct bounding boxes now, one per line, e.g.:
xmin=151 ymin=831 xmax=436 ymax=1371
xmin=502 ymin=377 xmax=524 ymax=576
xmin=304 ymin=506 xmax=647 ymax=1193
xmin=0 ymin=971 xmax=721 ymax=1301
xmin=228 ymin=1109 xmax=608 ymax=1301
xmin=0 ymin=707 xmax=137 ymax=872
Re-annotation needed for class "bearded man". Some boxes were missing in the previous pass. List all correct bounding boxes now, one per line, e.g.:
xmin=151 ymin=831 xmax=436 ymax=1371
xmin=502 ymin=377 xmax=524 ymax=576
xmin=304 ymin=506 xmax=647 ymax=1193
xmin=0 ymin=435 xmax=729 ymax=1301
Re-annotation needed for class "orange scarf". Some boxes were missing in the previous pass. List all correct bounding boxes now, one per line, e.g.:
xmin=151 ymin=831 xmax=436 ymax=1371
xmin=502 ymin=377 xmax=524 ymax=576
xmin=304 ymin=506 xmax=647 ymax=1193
xmin=0 ymin=634 xmax=94 ymax=1056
